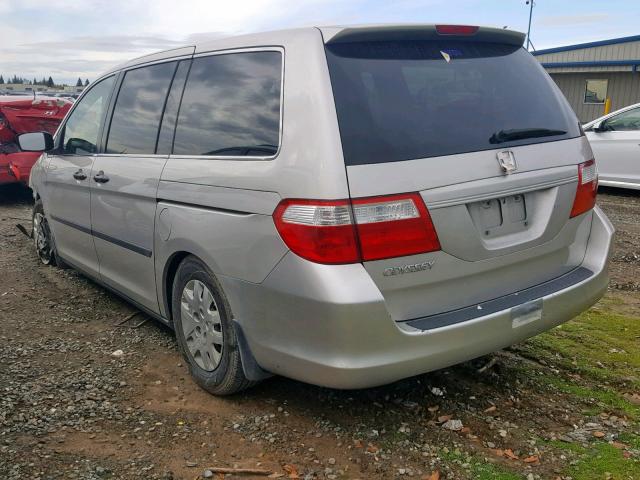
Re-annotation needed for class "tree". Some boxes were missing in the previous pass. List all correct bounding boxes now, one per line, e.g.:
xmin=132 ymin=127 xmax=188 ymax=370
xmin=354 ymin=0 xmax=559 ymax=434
xmin=47 ymin=76 xmax=54 ymax=88
xmin=0 ymin=75 xmax=4 ymax=85
xmin=84 ymin=78 xmax=89 ymax=86
xmin=76 ymin=77 xmax=83 ymax=87
xmin=33 ymin=77 xmax=37 ymax=85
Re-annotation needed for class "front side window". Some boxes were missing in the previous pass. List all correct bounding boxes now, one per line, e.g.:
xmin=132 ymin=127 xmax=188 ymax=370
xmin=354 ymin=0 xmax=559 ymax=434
xmin=62 ymin=76 xmax=115 ymax=154
xmin=603 ymin=107 xmax=640 ymax=131
xmin=106 ymin=61 xmax=177 ymax=154
xmin=584 ymin=79 xmax=608 ymax=104
xmin=173 ymin=51 xmax=282 ymax=157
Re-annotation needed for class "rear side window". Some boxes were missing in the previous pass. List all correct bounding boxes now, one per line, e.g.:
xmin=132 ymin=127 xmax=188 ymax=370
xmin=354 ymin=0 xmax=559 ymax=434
xmin=325 ymin=41 xmax=581 ymax=166
xmin=106 ymin=61 xmax=177 ymax=154
xmin=173 ymin=51 xmax=282 ymax=157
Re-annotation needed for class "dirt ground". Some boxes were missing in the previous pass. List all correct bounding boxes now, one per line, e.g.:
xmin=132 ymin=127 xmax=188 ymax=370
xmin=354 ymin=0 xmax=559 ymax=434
xmin=0 ymin=183 xmax=638 ymax=480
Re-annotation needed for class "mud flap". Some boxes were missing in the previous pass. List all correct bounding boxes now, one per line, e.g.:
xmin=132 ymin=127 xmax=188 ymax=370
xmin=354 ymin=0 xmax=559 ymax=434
xmin=232 ymin=320 xmax=273 ymax=381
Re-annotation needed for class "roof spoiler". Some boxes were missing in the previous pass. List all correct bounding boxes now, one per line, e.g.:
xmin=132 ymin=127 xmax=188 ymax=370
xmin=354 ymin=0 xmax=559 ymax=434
xmin=321 ymin=25 xmax=525 ymax=47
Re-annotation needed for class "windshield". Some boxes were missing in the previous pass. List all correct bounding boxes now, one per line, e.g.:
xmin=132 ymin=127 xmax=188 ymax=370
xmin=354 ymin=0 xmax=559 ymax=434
xmin=325 ymin=40 xmax=580 ymax=166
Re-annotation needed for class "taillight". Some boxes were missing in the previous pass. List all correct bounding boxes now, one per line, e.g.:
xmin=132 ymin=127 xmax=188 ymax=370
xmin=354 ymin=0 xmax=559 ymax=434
xmin=570 ymin=159 xmax=598 ymax=218
xmin=273 ymin=193 xmax=441 ymax=264
xmin=436 ymin=25 xmax=479 ymax=35
xmin=273 ymin=199 xmax=359 ymax=264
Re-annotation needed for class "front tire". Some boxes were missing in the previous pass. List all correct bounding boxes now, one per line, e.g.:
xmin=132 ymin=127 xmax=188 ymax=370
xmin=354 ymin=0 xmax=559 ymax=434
xmin=172 ymin=255 xmax=255 ymax=395
xmin=32 ymin=200 xmax=62 ymax=267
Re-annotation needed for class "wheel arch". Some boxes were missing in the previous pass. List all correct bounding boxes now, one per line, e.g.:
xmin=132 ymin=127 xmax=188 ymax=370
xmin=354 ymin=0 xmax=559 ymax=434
xmin=162 ymin=250 xmax=192 ymax=325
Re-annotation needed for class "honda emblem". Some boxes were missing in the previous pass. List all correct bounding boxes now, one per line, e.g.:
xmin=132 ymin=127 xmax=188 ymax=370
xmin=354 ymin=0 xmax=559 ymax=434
xmin=497 ymin=150 xmax=517 ymax=174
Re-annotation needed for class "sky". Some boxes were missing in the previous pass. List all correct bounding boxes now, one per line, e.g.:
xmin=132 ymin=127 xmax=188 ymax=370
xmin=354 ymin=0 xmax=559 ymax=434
xmin=1 ymin=0 xmax=639 ymax=85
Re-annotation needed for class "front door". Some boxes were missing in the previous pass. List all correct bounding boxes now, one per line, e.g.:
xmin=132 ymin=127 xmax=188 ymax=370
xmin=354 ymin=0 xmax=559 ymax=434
xmin=45 ymin=76 xmax=116 ymax=276
xmin=90 ymin=61 xmax=180 ymax=313
xmin=589 ymin=106 xmax=640 ymax=186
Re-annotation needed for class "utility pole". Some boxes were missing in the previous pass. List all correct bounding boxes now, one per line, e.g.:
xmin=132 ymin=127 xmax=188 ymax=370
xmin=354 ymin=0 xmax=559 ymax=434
xmin=526 ymin=0 xmax=535 ymax=51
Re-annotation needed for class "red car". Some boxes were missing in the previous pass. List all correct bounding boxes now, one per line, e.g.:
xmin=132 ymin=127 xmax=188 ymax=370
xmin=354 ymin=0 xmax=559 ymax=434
xmin=0 ymin=96 xmax=72 ymax=185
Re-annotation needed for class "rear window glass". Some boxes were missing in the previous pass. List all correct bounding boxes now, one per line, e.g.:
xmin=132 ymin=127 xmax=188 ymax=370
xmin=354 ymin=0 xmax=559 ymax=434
xmin=325 ymin=41 xmax=580 ymax=166
xmin=173 ymin=51 xmax=282 ymax=157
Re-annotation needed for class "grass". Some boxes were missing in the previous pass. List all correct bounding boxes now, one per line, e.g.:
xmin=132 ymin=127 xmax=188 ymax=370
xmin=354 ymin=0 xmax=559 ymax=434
xmin=566 ymin=442 xmax=639 ymax=480
xmin=522 ymin=307 xmax=640 ymax=390
xmin=540 ymin=374 xmax=639 ymax=419
xmin=438 ymin=449 xmax=522 ymax=480
xmin=520 ymin=301 xmax=640 ymax=478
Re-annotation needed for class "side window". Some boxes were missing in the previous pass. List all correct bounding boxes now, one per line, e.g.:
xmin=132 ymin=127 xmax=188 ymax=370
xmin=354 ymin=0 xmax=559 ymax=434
xmin=156 ymin=60 xmax=191 ymax=155
xmin=173 ymin=51 xmax=282 ymax=157
xmin=106 ymin=62 xmax=177 ymax=154
xmin=62 ymin=76 xmax=115 ymax=155
xmin=603 ymin=107 xmax=640 ymax=131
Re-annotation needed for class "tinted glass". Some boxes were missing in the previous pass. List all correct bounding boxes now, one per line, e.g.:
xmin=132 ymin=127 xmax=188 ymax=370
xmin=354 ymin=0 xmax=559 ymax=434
xmin=326 ymin=41 xmax=581 ymax=166
xmin=603 ymin=107 xmax=640 ymax=131
xmin=62 ymin=76 xmax=115 ymax=154
xmin=156 ymin=60 xmax=191 ymax=155
xmin=106 ymin=62 xmax=177 ymax=154
xmin=584 ymin=79 xmax=607 ymax=104
xmin=173 ymin=51 xmax=281 ymax=156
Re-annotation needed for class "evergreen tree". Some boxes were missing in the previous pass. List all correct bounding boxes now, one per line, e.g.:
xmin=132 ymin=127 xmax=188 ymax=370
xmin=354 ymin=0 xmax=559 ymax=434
xmin=84 ymin=78 xmax=89 ymax=86
xmin=33 ymin=77 xmax=37 ymax=85
xmin=76 ymin=77 xmax=83 ymax=87
xmin=41 ymin=77 xmax=47 ymax=86
xmin=0 ymin=75 xmax=4 ymax=85
xmin=47 ymin=76 xmax=54 ymax=87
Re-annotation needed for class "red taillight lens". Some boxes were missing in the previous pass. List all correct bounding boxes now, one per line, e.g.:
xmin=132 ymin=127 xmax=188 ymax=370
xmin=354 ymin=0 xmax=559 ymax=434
xmin=570 ymin=159 xmax=598 ymax=218
xmin=273 ymin=193 xmax=441 ymax=264
xmin=436 ymin=24 xmax=479 ymax=35
xmin=273 ymin=199 xmax=360 ymax=264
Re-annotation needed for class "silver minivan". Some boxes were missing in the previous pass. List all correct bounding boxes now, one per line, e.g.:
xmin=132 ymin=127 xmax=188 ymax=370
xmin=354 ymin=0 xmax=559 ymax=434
xmin=21 ymin=24 xmax=614 ymax=395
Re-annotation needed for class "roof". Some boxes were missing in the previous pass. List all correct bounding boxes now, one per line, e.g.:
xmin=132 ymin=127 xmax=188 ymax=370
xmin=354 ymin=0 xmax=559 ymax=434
xmin=532 ymin=34 xmax=640 ymax=56
xmin=103 ymin=24 xmax=525 ymax=76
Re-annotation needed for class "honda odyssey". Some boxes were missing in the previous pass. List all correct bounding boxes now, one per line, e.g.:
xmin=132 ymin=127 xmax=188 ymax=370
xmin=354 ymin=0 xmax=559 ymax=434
xmin=20 ymin=24 xmax=614 ymax=395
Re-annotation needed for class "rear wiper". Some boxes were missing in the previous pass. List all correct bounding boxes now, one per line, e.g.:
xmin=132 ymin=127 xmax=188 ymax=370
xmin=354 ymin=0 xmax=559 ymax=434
xmin=489 ymin=128 xmax=567 ymax=144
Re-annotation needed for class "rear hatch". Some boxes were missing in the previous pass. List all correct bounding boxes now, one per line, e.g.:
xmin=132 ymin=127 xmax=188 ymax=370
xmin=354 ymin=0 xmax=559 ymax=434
xmin=323 ymin=25 xmax=594 ymax=322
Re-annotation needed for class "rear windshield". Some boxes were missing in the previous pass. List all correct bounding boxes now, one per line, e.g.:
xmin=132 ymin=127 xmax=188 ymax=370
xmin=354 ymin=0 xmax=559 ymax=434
xmin=325 ymin=41 xmax=580 ymax=166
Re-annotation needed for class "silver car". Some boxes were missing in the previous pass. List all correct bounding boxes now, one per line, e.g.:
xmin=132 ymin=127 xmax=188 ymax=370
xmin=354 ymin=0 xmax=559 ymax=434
xmin=585 ymin=102 xmax=640 ymax=190
xmin=20 ymin=24 xmax=614 ymax=395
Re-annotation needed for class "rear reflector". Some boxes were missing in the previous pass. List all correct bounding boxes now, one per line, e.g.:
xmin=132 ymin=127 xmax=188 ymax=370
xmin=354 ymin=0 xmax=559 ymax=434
xmin=273 ymin=193 xmax=441 ymax=264
xmin=570 ymin=159 xmax=598 ymax=218
xmin=436 ymin=25 xmax=479 ymax=36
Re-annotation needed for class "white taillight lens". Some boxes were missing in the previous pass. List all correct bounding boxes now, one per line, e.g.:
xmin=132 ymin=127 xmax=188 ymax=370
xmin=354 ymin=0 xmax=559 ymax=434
xmin=280 ymin=204 xmax=352 ymax=226
xmin=352 ymin=198 xmax=419 ymax=224
xmin=580 ymin=160 xmax=597 ymax=184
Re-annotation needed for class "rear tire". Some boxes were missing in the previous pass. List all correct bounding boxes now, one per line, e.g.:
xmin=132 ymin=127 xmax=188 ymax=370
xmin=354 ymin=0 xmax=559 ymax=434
xmin=172 ymin=255 xmax=255 ymax=395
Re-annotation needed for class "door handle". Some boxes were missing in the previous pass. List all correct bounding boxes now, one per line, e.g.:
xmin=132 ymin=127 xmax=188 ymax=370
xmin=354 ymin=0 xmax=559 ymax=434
xmin=93 ymin=171 xmax=110 ymax=184
xmin=72 ymin=169 xmax=87 ymax=181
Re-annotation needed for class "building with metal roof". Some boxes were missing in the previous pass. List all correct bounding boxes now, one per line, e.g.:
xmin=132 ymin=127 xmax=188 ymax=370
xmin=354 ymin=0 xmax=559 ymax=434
xmin=533 ymin=35 xmax=640 ymax=122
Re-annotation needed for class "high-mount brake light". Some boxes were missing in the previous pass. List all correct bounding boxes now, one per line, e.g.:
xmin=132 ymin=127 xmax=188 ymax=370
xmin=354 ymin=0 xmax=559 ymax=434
xmin=273 ymin=193 xmax=441 ymax=264
xmin=435 ymin=25 xmax=479 ymax=35
xmin=570 ymin=159 xmax=598 ymax=218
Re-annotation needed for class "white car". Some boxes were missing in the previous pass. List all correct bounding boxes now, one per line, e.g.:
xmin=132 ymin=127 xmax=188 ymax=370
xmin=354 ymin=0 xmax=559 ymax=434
xmin=585 ymin=103 xmax=640 ymax=190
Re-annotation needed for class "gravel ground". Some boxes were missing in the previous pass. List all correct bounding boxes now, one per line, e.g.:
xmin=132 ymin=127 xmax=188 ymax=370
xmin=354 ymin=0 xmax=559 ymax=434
xmin=0 ymin=183 xmax=638 ymax=480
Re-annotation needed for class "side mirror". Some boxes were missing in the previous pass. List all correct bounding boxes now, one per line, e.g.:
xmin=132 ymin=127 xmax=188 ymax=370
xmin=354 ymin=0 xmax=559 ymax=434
xmin=17 ymin=132 xmax=54 ymax=152
xmin=592 ymin=121 xmax=608 ymax=133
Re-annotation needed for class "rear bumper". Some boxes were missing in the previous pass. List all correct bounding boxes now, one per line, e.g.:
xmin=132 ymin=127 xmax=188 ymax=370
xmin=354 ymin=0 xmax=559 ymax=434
xmin=0 ymin=152 xmax=38 ymax=185
xmin=221 ymin=207 xmax=614 ymax=389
